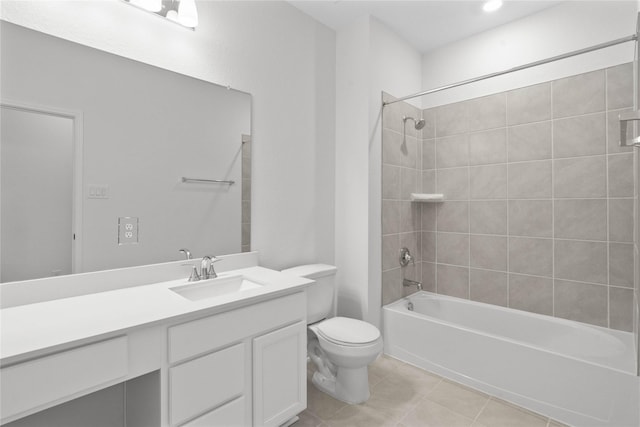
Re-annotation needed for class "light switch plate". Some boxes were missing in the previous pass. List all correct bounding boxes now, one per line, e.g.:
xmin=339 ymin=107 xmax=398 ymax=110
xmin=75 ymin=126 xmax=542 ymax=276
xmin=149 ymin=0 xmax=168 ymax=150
xmin=88 ymin=185 xmax=109 ymax=199
xmin=118 ymin=217 xmax=139 ymax=245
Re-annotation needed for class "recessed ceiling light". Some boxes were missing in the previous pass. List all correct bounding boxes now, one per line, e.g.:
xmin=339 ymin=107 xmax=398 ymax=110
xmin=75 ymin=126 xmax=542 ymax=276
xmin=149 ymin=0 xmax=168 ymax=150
xmin=483 ymin=0 xmax=503 ymax=13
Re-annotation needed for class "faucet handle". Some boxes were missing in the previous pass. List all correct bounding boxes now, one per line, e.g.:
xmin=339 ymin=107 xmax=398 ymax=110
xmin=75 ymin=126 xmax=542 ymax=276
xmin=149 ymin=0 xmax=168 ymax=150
xmin=206 ymin=256 xmax=221 ymax=279
xmin=182 ymin=263 xmax=200 ymax=282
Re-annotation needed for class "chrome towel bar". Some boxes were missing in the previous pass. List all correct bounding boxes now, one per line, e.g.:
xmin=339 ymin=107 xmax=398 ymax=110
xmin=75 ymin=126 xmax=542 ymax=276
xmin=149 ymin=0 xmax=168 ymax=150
xmin=181 ymin=177 xmax=235 ymax=185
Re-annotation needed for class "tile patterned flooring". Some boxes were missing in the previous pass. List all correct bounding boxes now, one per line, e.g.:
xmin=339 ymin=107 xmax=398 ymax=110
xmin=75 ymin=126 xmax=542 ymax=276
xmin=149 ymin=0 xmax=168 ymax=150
xmin=297 ymin=355 xmax=567 ymax=427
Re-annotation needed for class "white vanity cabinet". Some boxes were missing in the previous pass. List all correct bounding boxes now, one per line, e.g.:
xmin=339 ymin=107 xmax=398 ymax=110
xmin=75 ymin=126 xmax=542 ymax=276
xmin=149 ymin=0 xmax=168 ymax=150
xmin=166 ymin=291 xmax=307 ymax=427
xmin=253 ymin=320 xmax=307 ymax=427
xmin=0 ymin=262 xmax=310 ymax=427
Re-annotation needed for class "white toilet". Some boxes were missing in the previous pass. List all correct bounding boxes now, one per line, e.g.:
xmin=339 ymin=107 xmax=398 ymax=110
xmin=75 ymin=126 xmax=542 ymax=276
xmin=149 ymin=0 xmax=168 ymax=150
xmin=282 ymin=264 xmax=383 ymax=404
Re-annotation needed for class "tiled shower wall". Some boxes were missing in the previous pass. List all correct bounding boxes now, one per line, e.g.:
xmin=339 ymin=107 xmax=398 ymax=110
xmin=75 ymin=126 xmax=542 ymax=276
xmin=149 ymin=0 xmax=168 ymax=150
xmin=382 ymin=63 xmax=635 ymax=331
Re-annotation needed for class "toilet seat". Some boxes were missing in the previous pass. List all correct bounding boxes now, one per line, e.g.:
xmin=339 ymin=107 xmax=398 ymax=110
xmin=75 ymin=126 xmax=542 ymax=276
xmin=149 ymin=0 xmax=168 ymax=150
xmin=315 ymin=317 xmax=381 ymax=346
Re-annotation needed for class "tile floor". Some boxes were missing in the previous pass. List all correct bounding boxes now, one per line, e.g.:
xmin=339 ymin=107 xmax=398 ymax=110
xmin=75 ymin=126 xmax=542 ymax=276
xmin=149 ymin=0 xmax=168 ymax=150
xmin=297 ymin=355 xmax=567 ymax=427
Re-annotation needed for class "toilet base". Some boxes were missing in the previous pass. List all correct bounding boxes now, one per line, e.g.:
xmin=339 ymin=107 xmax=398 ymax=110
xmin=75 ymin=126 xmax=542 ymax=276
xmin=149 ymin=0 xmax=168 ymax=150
xmin=311 ymin=365 xmax=371 ymax=404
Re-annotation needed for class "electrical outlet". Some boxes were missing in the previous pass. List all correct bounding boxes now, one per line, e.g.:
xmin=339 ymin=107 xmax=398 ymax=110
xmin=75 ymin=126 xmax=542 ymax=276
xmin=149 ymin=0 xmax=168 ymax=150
xmin=118 ymin=217 xmax=139 ymax=245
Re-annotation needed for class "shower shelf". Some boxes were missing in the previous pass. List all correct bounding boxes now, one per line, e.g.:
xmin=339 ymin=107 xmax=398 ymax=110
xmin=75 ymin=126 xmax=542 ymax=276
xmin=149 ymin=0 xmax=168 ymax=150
xmin=410 ymin=193 xmax=444 ymax=202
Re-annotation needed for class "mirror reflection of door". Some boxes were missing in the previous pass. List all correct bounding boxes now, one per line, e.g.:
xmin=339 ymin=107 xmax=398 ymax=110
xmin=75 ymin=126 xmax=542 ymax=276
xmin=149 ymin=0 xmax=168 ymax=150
xmin=1 ymin=106 xmax=74 ymax=282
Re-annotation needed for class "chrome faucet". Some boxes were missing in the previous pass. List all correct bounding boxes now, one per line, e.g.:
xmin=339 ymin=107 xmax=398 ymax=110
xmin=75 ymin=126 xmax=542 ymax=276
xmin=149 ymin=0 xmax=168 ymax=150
xmin=178 ymin=248 xmax=192 ymax=260
xmin=200 ymin=255 xmax=221 ymax=280
xmin=403 ymin=278 xmax=423 ymax=291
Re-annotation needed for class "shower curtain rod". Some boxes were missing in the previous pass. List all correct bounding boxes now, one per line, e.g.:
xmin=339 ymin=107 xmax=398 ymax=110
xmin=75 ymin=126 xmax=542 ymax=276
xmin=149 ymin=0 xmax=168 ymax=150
xmin=383 ymin=33 xmax=638 ymax=107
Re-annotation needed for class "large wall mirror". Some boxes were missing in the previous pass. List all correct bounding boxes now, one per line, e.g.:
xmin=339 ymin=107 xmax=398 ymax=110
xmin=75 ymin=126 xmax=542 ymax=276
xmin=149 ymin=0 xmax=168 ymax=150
xmin=0 ymin=22 xmax=252 ymax=283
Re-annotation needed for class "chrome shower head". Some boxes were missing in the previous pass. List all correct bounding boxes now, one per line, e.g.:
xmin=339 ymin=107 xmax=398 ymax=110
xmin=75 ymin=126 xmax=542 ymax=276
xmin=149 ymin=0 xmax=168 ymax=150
xmin=403 ymin=116 xmax=426 ymax=130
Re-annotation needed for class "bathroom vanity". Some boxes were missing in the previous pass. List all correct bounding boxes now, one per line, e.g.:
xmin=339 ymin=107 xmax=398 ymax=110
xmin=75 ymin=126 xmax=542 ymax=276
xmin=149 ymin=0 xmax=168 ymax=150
xmin=0 ymin=252 xmax=310 ymax=427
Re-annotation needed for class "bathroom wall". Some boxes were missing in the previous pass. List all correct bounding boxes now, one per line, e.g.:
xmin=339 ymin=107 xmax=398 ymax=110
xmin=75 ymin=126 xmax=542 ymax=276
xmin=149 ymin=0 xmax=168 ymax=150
xmin=0 ymin=1 xmax=336 ymax=271
xmin=382 ymin=63 xmax=635 ymax=331
xmin=420 ymin=1 xmax=637 ymax=108
xmin=336 ymin=15 xmax=422 ymax=326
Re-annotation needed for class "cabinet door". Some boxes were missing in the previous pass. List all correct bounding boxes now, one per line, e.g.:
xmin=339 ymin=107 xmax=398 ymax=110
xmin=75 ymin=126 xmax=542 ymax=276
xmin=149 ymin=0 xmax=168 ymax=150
xmin=252 ymin=321 xmax=306 ymax=427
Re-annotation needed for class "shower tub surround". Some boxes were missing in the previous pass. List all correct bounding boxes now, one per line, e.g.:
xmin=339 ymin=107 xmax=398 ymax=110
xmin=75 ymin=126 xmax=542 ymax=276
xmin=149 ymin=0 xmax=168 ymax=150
xmin=383 ymin=292 xmax=639 ymax=427
xmin=381 ymin=63 xmax=635 ymax=333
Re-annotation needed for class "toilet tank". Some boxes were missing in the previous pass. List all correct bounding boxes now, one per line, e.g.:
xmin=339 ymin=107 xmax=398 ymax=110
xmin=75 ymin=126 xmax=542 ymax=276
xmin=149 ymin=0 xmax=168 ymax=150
xmin=281 ymin=264 xmax=337 ymax=324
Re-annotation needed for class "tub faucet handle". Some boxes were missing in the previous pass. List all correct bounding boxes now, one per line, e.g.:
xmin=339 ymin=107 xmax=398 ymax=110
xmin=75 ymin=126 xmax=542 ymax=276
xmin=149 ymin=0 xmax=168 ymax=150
xmin=399 ymin=247 xmax=414 ymax=267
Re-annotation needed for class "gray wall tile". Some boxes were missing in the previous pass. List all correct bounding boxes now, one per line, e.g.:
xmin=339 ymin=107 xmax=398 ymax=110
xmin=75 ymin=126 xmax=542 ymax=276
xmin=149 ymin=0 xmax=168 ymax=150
xmin=509 ymin=237 xmax=553 ymax=277
xmin=609 ymin=243 xmax=633 ymax=288
xmin=470 ymin=164 xmax=507 ymax=199
xmin=508 ymin=160 xmax=552 ymax=199
xmin=400 ymin=201 xmax=420 ymax=233
xmin=382 ymin=268 xmax=402 ymax=306
xmin=508 ymin=200 xmax=552 ymax=238
xmin=470 ymin=235 xmax=507 ymax=271
xmin=469 ymin=128 xmax=507 ymax=165
xmin=437 ymin=202 xmax=469 ymax=233
xmin=437 ymin=232 xmax=469 ymax=266
xmin=467 ymin=93 xmax=506 ymax=132
xmin=610 ymin=286 xmax=634 ymax=332
xmin=382 ymin=200 xmax=400 ymax=235
xmin=421 ymin=262 xmax=437 ymax=293
xmin=422 ymin=108 xmax=437 ymax=139
xmin=436 ymin=134 xmax=469 ymax=168
xmin=422 ymin=170 xmax=436 ymax=194
xmin=382 ymin=164 xmax=401 ymax=200
xmin=436 ymin=101 xmax=469 ymax=137
xmin=382 ymin=128 xmax=403 ymax=166
xmin=554 ymin=156 xmax=606 ymax=198
xmin=382 ymin=234 xmax=400 ymax=271
xmin=423 ymin=139 xmax=436 ymax=169
xmin=609 ymin=198 xmax=633 ymax=242
xmin=553 ymin=113 xmax=605 ymax=158
xmin=436 ymin=264 xmax=469 ymax=298
xmin=608 ymin=154 xmax=634 ymax=197
xmin=554 ymin=279 xmax=608 ymax=327
xmin=383 ymin=64 xmax=634 ymax=332
xmin=507 ymin=121 xmax=552 ymax=162
xmin=436 ymin=167 xmax=469 ymax=200
xmin=508 ymin=274 xmax=553 ymax=315
xmin=607 ymin=62 xmax=633 ymax=110
xmin=507 ymin=82 xmax=551 ymax=126
xmin=470 ymin=269 xmax=508 ymax=307
xmin=400 ymin=167 xmax=419 ymax=200
xmin=552 ymin=69 xmax=605 ymax=118
xmin=401 ymin=136 xmax=418 ymax=168
xmin=555 ymin=240 xmax=608 ymax=284
xmin=422 ymin=204 xmax=436 ymax=231
xmin=554 ymin=199 xmax=607 ymax=241
xmin=469 ymin=201 xmax=507 ymax=235
xmin=422 ymin=231 xmax=436 ymax=262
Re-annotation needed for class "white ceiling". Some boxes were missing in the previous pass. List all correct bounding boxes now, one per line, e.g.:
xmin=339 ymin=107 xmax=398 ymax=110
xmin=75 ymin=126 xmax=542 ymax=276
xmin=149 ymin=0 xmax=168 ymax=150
xmin=288 ymin=1 xmax=563 ymax=53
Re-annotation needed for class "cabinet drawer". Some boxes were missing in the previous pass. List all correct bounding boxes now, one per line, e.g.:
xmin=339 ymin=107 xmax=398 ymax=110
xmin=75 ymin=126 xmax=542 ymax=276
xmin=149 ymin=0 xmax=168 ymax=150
xmin=168 ymin=291 xmax=305 ymax=363
xmin=170 ymin=343 xmax=245 ymax=426
xmin=0 ymin=336 xmax=128 ymax=422
xmin=181 ymin=396 xmax=246 ymax=427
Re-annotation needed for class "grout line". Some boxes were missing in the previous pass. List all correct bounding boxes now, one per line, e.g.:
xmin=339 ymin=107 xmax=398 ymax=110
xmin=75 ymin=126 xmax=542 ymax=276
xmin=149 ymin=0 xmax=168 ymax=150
xmin=505 ymin=92 xmax=511 ymax=308
xmin=550 ymin=82 xmax=556 ymax=317
xmin=605 ymin=68 xmax=611 ymax=329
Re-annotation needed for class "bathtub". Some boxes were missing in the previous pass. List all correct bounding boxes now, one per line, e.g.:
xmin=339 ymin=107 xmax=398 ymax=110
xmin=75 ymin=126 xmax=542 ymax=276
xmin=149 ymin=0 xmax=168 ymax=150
xmin=383 ymin=292 xmax=640 ymax=427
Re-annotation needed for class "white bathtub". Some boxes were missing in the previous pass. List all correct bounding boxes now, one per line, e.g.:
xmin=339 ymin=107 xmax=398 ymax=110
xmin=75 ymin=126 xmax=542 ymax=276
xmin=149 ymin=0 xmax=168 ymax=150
xmin=383 ymin=292 xmax=640 ymax=427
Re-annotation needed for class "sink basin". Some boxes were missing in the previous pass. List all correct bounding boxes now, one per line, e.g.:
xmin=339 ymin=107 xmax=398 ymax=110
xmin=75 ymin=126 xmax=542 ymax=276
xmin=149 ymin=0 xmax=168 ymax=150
xmin=170 ymin=275 xmax=264 ymax=301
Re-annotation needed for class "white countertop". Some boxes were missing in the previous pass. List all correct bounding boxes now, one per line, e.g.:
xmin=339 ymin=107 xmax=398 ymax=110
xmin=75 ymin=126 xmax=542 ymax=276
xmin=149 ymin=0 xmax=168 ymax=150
xmin=0 ymin=266 xmax=311 ymax=366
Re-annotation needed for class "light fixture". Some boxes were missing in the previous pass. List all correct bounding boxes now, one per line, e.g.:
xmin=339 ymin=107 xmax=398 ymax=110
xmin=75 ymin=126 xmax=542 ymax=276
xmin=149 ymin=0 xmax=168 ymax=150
xmin=482 ymin=0 xmax=503 ymax=13
xmin=124 ymin=0 xmax=199 ymax=29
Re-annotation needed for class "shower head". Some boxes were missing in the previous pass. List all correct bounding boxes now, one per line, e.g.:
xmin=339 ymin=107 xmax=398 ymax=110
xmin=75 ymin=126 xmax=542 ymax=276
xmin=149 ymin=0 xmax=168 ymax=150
xmin=403 ymin=116 xmax=426 ymax=130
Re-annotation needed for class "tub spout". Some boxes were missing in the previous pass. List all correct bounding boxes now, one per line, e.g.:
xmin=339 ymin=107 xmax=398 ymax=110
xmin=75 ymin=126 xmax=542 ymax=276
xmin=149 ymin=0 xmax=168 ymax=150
xmin=403 ymin=278 xmax=422 ymax=291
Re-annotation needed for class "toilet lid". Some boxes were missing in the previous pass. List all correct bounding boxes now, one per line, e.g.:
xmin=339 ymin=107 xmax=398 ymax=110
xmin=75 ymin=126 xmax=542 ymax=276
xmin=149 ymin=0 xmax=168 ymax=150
xmin=316 ymin=317 xmax=381 ymax=345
